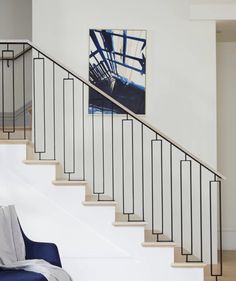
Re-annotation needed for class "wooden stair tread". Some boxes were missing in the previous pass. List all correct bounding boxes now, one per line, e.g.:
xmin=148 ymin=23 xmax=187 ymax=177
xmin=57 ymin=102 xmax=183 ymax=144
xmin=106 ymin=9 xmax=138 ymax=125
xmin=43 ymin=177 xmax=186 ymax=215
xmin=0 ymin=127 xmax=32 ymax=130
xmin=115 ymin=212 xmax=143 ymax=222
xmin=0 ymin=140 xmax=29 ymax=144
xmin=174 ymin=247 xmax=202 ymax=263
xmin=82 ymin=201 xmax=117 ymax=206
xmin=171 ymin=262 xmax=207 ymax=268
xmin=113 ymin=221 xmax=147 ymax=227
xmin=23 ymin=160 xmax=60 ymax=165
xmin=52 ymin=180 xmax=87 ymax=186
xmin=114 ymin=213 xmax=147 ymax=226
xmin=141 ymin=242 xmax=176 ymax=247
xmin=144 ymin=229 xmax=172 ymax=243
xmin=82 ymin=195 xmax=116 ymax=206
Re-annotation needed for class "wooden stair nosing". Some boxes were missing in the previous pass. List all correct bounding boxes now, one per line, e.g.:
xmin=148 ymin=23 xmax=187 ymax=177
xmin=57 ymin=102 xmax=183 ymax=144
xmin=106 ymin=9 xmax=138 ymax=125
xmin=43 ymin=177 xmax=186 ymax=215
xmin=141 ymin=241 xmax=176 ymax=247
xmin=82 ymin=200 xmax=117 ymax=206
xmin=0 ymin=140 xmax=29 ymax=144
xmin=171 ymin=262 xmax=207 ymax=268
xmin=112 ymin=221 xmax=147 ymax=227
xmin=52 ymin=180 xmax=87 ymax=186
xmin=23 ymin=160 xmax=60 ymax=165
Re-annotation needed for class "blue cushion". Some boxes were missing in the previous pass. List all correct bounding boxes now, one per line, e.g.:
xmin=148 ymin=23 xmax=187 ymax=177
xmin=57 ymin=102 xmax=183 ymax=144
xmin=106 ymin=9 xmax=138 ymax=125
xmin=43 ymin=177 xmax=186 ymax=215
xmin=0 ymin=270 xmax=47 ymax=281
xmin=0 ymin=222 xmax=62 ymax=280
xmin=21 ymin=227 xmax=62 ymax=268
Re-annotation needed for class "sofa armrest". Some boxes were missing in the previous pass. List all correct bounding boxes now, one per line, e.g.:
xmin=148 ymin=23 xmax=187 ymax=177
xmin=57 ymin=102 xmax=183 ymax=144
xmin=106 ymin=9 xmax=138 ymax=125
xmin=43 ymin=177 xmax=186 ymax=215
xmin=25 ymin=240 xmax=62 ymax=268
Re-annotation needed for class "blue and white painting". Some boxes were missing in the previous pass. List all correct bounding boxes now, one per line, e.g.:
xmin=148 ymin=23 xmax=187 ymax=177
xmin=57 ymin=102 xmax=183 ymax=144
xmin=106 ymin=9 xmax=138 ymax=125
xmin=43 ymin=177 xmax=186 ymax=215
xmin=89 ymin=29 xmax=146 ymax=114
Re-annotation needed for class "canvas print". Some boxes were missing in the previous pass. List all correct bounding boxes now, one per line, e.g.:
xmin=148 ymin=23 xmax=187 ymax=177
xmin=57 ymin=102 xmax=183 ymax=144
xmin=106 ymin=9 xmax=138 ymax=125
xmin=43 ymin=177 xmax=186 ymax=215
xmin=89 ymin=29 xmax=146 ymax=114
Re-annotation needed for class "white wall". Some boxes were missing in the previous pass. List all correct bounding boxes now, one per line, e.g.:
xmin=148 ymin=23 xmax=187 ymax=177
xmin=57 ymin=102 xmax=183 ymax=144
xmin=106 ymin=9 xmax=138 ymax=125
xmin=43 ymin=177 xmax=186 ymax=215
xmin=32 ymin=0 xmax=217 ymax=168
xmin=0 ymin=0 xmax=32 ymax=40
xmin=217 ymin=42 xmax=236 ymax=250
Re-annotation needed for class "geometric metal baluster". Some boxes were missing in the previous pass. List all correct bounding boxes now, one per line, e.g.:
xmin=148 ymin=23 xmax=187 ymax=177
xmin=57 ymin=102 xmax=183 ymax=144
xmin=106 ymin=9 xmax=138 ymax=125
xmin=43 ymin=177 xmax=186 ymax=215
xmin=209 ymin=176 xmax=223 ymax=281
xmin=141 ymin=123 xmax=145 ymax=221
xmin=82 ymin=82 xmax=85 ymax=180
xmin=52 ymin=62 xmax=56 ymax=160
xmin=92 ymin=101 xmax=95 ymax=194
xmin=199 ymin=164 xmax=203 ymax=262
xmin=33 ymin=55 xmax=46 ymax=158
xmin=63 ymin=76 xmax=75 ymax=180
xmin=101 ymin=100 xmax=105 ymax=199
xmin=111 ymin=102 xmax=115 ymax=201
xmin=2 ymin=47 xmax=15 ymax=138
xmin=151 ymin=135 xmax=164 ymax=241
xmin=170 ymin=143 xmax=174 ymax=241
xmin=122 ymin=115 xmax=134 ymax=220
xmin=180 ymin=155 xmax=193 ymax=262
xmin=22 ymin=44 xmax=26 ymax=139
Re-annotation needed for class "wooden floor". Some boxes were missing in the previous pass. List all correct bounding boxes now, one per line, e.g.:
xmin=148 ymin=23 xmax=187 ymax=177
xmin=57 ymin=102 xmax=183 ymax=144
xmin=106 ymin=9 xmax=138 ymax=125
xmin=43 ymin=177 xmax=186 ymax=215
xmin=205 ymin=251 xmax=236 ymax=281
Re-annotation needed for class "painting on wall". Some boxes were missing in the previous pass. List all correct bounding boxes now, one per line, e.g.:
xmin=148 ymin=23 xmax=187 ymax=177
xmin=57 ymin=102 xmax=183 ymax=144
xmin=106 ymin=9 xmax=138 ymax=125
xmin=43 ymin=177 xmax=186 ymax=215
xmin=89 ymin=29 xmax=146 ymax=114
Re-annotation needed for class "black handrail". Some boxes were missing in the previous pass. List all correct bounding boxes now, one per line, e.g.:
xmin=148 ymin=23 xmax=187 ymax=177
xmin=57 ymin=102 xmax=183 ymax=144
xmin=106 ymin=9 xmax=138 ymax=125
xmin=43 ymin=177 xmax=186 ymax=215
xmin=0 ymin=40 xmax=224 ymax=179
xmin=28 ymin=41 xmax=224 ymax=180
xmin=0 ymin=45 xmax=32 ymax=60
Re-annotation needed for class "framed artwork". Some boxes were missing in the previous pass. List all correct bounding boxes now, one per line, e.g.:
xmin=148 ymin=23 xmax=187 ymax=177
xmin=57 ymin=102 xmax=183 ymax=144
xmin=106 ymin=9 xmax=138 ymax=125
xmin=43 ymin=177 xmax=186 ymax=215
xmin=89 ymin=29 xmax=146 ymax=114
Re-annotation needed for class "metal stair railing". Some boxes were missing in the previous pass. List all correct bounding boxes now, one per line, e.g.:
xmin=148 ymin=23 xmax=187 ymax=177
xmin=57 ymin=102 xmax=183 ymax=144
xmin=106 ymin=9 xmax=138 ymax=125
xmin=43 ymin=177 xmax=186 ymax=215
xmin=0 ymin=40 xmax=225 ymax=280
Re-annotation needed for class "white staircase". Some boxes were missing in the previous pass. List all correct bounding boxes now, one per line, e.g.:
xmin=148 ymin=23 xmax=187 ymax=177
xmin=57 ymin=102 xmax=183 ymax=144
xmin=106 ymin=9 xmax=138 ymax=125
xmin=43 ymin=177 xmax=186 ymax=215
xmin=0 ymin=141 xmax=205 ymax=281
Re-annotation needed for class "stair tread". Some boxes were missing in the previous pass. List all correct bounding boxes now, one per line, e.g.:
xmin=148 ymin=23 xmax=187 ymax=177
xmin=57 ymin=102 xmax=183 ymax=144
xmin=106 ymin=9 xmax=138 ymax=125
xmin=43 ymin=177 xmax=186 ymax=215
xmin=174 ymin=247 xmax=202 ymax=263
xmin=113 ymin=221 xmax=147 ymax=227
xmin=52 ymin=180 xmax=87 ymax=186
xmin=83 ymin=195 xmax=117 ymax=206
xmin=141 ymin=242 xmax=176 ymax=247
xmin=0 ymin=140 xmax=29 ymax=144
xmin=82 ymin=201 xmax=117 ymax=206
xmin=115 ymin=212 xmax=143 ymax=222
xmin=144 ymin=229 xmax=172 ymax=242
xmin=23 ymin=160 xmax=60 ymax=165
xmin=86 ymin=194 xmax=114 ymax=200
xmin=171 ymin=262 xmax=207 ymax=268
